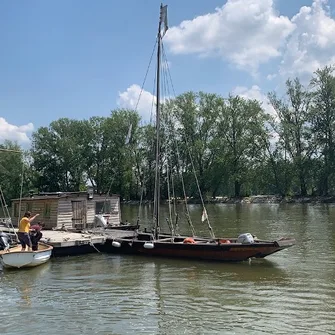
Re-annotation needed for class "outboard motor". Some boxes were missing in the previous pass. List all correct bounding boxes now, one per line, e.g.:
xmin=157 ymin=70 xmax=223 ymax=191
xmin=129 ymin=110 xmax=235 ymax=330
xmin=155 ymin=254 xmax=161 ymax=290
xmin=0 ymin=232 xmax=11 ymax=251
xmin=95 ymin=214 xmax=108 ymax=228
xmin=237 ymin=233 xmax=254 ymax=244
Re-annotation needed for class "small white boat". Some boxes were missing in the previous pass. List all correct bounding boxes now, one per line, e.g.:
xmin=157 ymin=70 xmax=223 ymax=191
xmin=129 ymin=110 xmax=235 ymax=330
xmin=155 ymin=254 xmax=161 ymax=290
xmin=0 ymin=243 xmax=53 ymax=269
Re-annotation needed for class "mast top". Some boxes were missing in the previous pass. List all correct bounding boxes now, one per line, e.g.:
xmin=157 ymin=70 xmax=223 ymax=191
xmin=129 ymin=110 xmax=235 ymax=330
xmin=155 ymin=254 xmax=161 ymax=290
xmin=159 ymin=4 xmax=168 ymax=38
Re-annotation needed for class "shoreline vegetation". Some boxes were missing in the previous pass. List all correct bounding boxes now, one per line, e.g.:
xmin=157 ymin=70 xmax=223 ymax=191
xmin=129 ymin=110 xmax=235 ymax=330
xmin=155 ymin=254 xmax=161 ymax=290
xmin=122 ymin=195 xmax=335 ymax=205
xmin=2 ymin=66 xmax=335 ymax=205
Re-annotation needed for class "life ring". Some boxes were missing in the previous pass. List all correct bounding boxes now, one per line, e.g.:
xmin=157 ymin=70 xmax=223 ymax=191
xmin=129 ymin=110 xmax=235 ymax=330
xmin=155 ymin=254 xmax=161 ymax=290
xmin=219 ymin=239 xmax=231 ymax=244
xmin=183 ymin=237 xmax=196 ymax=244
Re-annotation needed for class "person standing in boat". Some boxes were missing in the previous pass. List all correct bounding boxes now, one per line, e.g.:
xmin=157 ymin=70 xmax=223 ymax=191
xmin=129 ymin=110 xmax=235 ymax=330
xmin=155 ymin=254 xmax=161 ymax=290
xmin=18 ymin=211 xmax=39 ymax=251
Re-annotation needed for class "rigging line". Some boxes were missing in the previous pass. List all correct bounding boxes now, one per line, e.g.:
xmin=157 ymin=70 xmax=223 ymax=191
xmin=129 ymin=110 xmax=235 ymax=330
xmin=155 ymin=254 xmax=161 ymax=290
xmin=101 ymin=177 xmax=114 ymax=214
xmin=160 ymin=57 xmax=174 ymax=234
xmin=173 ymin=132 xmax=196 ymax=237
xmin=161 ymin=48 xmax=172 ymax=100
xmin=183 ymin=133 xmax=216 ymax=239
xmin=18 ymin=159 xmax=24 ymax=227
xmin=134 ymin=38 xmax=158 ymax=114
xmin=166 ymin=161 xmax=174 ymax=236
xmin=136 ymin=48 xmax=157 ymax=223
xmin=0 ymin=188 xmax=9 ymax=233
xmin=159 ymin=88 xmax=193 ymax=235
xmin=0 ymin=185 xmax=10 ymax=219
xmin=170 ymin=166 xmax=179 ymax=234
xmin=144 ymin=56 xmax=157 ymax=226
xmin=149 ymin=56 xmax=158 ymax=125
xmin=0 ymin=187 xmax=8 ymax=221
xmin=168 ymin=117 xmax=195 ymax=237
xmin=0 ymin=148 xmax=22 ymax=238
xmin=160 ymin=54 xmax=196 ymax=237
xmin=162 ymin=43 xmax=177 ymax=98
xmin=161 ymin=49 xmax=178 ymax=226
xmin=137 ymin=174 xmax=144 ymax=222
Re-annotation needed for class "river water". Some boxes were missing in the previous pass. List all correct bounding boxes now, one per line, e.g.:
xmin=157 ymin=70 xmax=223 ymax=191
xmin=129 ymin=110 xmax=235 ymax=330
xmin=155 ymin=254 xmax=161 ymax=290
xmin=1 ymin=203 xmax=335 ymax=335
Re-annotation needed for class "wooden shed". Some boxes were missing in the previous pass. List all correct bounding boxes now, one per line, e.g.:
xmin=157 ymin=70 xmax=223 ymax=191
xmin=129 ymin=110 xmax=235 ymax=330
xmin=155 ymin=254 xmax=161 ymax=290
xmin=11 ymin=191 xmax=121 ymax=230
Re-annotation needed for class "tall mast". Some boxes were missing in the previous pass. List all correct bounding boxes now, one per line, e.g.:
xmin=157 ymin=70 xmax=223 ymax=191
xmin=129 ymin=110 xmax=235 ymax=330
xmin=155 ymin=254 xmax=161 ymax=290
xmin=154 ymin=4 xmax=163 ymax=239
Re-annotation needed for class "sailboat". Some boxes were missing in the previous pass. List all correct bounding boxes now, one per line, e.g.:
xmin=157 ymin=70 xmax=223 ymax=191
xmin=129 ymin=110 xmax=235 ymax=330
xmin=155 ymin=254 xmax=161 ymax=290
xmin=106 ymin=4 xmax=295 ymax=262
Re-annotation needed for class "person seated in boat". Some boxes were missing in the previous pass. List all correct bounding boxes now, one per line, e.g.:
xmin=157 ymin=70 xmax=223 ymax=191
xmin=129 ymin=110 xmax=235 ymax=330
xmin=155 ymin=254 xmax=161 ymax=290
xmin=18 ymin=211 xmax=40 ymax=251
xmin=29 ymin=222 xmax=43 ymax=251
xmin=120 ymin=219 xmax=128 ymax=226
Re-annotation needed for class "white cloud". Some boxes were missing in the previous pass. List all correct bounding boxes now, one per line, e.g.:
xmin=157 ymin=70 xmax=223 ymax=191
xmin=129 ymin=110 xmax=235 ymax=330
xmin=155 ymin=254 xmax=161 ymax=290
xmin=0 ymin=117 xmax=34 ymax=145
xmin=266 ymin=73 xmax=277 ymax=81
xmin=280 ymin=0 xmax=335 ymax=78
xmin=232 ymin=85 xmax=276 ymax=117
xmin=117 ymin=84 xmax=156 ymax=122
xmin=165 ymin=0 xmax=294 ymax=73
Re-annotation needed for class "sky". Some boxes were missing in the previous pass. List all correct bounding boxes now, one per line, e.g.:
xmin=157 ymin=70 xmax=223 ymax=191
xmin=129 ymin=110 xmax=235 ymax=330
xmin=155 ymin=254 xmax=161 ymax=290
xmin=1 ymin=0 xmax=335 ymax=146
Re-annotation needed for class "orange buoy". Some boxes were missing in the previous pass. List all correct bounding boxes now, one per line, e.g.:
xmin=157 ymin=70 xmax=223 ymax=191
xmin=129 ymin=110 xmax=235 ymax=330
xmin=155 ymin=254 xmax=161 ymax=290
xmin=183 ymin=237 xmax=196 ymax=244
xmin=219 ymin=239 xmax=231 ymax=244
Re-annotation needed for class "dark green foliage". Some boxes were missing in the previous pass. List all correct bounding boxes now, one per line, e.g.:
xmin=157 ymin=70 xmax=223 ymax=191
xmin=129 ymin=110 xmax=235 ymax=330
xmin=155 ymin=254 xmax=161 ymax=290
xmin=2 ymin=65 xmax=335 ymax=200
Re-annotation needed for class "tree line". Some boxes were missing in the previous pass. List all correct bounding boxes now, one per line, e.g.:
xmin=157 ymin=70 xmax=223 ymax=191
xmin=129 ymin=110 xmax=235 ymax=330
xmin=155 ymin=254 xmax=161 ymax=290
xmin=1 ymin=65 xmax=335 ymax=204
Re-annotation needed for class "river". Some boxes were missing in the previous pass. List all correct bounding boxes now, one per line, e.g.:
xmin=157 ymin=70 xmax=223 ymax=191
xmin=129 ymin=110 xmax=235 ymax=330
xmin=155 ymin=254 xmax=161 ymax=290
xmin=1 ymin=203 xmax=335 ymax=334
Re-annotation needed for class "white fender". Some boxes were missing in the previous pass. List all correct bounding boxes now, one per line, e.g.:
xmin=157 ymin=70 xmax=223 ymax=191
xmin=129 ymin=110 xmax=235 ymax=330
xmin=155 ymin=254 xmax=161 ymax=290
xmin=143 ymin=242 xmax=154 ymax=249
xmin=112 ymin=241 xmax=121 ymax=248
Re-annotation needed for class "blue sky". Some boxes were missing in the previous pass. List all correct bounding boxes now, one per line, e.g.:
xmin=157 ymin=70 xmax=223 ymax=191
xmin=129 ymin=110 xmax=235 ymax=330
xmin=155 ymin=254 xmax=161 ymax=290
xmin=1 ymin=0 xmax=335 ymax=145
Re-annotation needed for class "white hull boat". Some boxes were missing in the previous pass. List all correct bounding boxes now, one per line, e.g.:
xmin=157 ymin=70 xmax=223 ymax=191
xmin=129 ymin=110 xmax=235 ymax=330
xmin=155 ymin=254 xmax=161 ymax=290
xmin=0 ymin=243 xmax=53 ymax=269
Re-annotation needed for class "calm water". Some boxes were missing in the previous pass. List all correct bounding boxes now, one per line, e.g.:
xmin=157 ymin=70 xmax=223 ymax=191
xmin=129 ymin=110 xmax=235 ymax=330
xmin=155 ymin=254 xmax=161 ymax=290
xmin=1 ymin=203 xmax=335 ymax=335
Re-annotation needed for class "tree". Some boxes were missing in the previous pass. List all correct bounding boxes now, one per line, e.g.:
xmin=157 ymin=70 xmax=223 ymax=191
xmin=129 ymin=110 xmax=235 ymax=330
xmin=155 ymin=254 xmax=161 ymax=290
xmin=0 ymin=141 xmax=30 ymax=206
xmin=217 ymin=95 xmax=269 ymax=197
xmin=167 ymin=92 xmax=224 ymax=198
xmin=31 ymin=118 xmax=89 ymax=191
xmin=310 ymin=66 xmax=335 ymax=195
xmin=269 ymin=78 xmax=313 ymax=196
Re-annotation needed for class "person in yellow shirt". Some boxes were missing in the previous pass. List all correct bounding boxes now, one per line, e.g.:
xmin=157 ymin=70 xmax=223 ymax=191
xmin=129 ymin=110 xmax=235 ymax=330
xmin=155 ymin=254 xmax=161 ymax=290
xmin=18 ymin=211 xmax=40 ymax=251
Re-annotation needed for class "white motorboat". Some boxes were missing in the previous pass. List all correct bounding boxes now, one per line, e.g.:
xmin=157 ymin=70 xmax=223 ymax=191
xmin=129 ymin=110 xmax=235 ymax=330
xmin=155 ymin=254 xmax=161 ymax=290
xmin=0 ymin=243 xmax=53 ymax=269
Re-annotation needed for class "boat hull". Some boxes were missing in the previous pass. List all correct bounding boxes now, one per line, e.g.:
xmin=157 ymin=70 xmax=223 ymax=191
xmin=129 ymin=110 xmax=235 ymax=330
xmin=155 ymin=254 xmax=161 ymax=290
xmin=0 ymin=243 xmax=53 ymax=269
xmin=104 ymin=236 xmax=295 ymax=262
xmin=105 ymin=224 xmax=140 ymax=231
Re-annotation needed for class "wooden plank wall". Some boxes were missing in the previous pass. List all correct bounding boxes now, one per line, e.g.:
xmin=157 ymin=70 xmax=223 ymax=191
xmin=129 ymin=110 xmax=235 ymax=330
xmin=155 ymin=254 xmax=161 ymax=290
xmin=11 ymin=194 xmax=121 ymax=229
xmin=11 ymin=199 xmax=58 ymax=229
xmin=57 ymin=197 xmax=79 ymax=229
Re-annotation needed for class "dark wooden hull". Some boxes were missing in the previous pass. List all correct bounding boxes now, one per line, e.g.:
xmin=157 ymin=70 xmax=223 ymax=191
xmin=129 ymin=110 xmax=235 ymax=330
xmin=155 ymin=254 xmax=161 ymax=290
xmin=51 ymin=243 xmax=105 ymax=257
xmin=103 ymin=235 xmax=295 ymax=262
xmin=105 ymin=224 xmax=139 ymax=231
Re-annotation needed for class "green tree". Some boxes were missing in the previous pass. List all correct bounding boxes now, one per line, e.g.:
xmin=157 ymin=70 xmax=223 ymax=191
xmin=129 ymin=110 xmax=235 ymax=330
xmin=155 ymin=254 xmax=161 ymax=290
xmin=310 ymin=66 xmax=335 ymax=195
xmin=31 ymin=118 xmax=89 ymax=191
xmin=217 ymin=95 xmax=269 ymax=197
xmin=167 ymin=92 xmax=223 ymax=198
xmin=0 ymin=141 xmax=30 ymax=206
xmin=269 ymin=79 xmax=314 ymax=196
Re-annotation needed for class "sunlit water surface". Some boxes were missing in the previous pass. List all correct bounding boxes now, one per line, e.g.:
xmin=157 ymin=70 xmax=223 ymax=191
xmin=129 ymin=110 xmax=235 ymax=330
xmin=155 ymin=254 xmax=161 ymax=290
xmin=1 ymin=203 xmax=335 ymax=334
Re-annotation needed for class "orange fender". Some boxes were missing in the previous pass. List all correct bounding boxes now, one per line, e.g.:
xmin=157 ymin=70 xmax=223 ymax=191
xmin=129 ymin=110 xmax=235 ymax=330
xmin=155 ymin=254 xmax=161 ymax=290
xmin=183 ymin=237 xmax=196 ymax=244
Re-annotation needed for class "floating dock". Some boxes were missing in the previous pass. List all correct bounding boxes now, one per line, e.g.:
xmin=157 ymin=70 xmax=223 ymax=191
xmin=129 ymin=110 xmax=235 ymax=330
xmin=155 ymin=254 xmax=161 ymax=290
xmin=0 ymin=225 xmax=135 ymax=257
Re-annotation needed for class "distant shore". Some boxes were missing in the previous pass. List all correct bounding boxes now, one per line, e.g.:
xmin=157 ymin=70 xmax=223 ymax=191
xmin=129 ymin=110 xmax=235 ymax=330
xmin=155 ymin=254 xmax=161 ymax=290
xmin=121 ymin=195 xmax=335 ymax=205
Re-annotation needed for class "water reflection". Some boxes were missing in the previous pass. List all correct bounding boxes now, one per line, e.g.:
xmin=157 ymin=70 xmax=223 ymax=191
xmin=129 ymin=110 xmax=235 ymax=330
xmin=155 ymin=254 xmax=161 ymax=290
xmin=1 ymin=204 xmax=335 ymax=334
xmin=1 ymin=263 xmax=51 ymax=308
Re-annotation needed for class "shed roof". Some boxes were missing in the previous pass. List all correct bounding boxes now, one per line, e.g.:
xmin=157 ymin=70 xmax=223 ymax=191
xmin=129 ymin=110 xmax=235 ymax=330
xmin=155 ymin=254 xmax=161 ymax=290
xmin=12 ymin=191 xmax=120 ymax=202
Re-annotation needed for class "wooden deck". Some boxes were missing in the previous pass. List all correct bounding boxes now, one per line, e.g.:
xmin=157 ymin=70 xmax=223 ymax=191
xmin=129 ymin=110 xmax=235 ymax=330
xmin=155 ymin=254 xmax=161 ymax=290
xmin=0 ymin=225 xmax=135 ymax=256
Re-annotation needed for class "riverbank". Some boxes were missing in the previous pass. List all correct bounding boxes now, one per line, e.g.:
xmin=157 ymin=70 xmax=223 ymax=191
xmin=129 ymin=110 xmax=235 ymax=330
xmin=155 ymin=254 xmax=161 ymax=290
xmin=122 ymin=195 xmax=335 ymax=205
